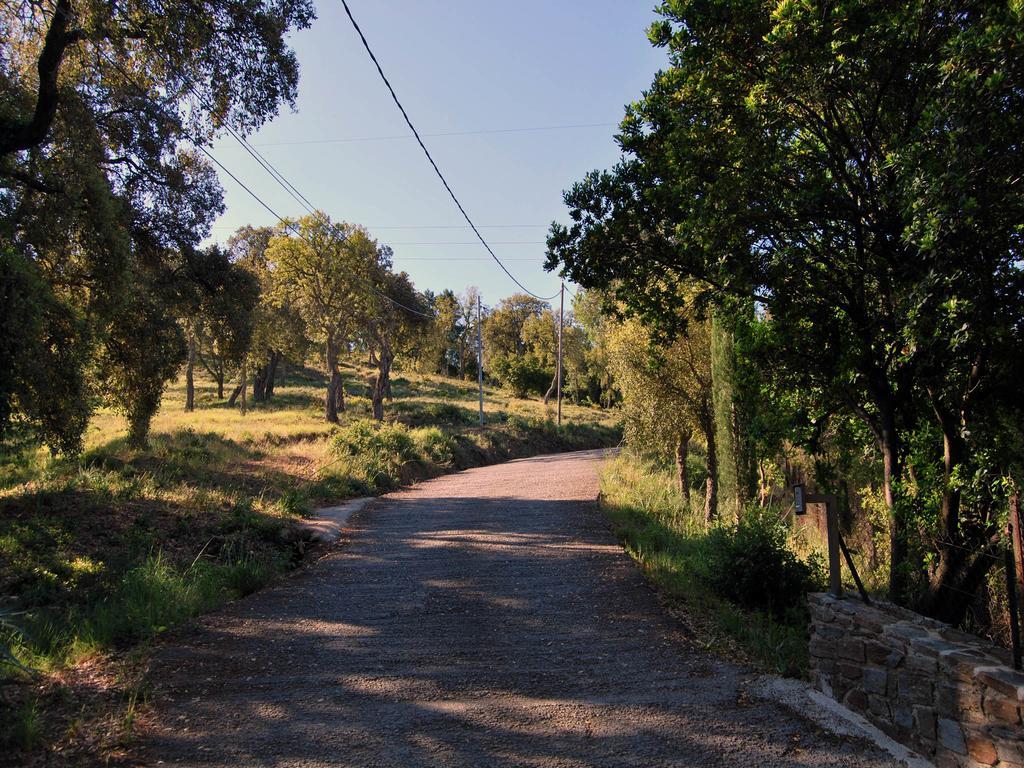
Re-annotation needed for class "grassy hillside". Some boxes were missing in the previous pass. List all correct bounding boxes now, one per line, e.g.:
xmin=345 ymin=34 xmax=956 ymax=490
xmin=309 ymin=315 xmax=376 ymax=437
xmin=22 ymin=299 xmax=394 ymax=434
xmin=0 ymin=363 xmax=619 ymax=763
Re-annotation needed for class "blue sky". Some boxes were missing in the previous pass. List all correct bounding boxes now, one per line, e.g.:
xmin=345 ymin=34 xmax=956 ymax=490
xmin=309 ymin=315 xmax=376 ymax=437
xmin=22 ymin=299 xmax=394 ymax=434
xmin=209 ymin=1 xmax=666 ymax=305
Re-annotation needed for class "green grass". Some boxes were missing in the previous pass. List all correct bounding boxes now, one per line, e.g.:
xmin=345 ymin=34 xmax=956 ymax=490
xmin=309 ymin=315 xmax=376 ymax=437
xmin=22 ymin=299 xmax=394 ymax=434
xmin=0 ymin=360 xmax=620 ymax=760
xmin=599 ymin=452 xmax=815 ymax=678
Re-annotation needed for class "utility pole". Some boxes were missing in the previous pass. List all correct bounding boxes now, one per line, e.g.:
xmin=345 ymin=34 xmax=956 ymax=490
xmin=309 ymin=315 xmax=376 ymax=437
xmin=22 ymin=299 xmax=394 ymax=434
xmin=556 ymin=282 xmax=564 ymax=427
xmin=477 ymin=294 xmax=484 ymax=426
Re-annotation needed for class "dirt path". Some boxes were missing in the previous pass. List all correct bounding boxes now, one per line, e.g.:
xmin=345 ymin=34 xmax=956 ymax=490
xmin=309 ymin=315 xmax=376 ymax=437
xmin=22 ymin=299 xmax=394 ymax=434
xmin=143 ymin=450 xmax=896 ymax=767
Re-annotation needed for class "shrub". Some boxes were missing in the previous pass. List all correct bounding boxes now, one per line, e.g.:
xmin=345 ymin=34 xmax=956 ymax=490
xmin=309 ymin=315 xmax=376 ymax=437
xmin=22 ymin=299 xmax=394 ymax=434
xmin=330 ymin=420 xmax=417 ymax=490
xmin=704 ymin=513 xmax=823 ymax=617
xmin=413 ymin=427 xmax=455 ymax=466
xmin=491 ymin=354 xmax=550 ymax=398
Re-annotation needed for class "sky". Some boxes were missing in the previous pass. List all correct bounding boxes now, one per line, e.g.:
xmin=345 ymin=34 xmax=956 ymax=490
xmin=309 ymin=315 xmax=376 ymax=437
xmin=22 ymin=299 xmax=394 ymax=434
xmin=208 ymin=1 xmax=667 ymax=305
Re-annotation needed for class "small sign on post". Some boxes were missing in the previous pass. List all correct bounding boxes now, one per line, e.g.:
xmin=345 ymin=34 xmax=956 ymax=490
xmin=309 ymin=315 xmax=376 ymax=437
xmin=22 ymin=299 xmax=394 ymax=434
xmin=794 ymin=485 xmax=842 ymax=598
xmin=794 ymin=484 xmax=806 ymax=516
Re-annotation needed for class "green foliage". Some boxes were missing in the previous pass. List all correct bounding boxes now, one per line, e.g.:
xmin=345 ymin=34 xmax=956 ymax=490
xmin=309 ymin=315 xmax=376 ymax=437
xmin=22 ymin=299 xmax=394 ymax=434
xmin=600 ymin=452 xmax=810 ymax=676
xmin=0 ymin=249 xmax=91 ymax=454
xmin=331 ymin=420 xmax=418 ymax=491
xmin=548 ymin=0 xmax=1024 ymax=619
xmin=1 ymin=0 xmax=312 ymax=452
xmin=100 ymin=286 xmax=188 ymax=449
xmin=705 ymin=514 xmax=823 ymax=618
xmin=413 ymin=427 xmax=456 ymax=466
xmin=491 ymin=353 xmax=549 ymax=398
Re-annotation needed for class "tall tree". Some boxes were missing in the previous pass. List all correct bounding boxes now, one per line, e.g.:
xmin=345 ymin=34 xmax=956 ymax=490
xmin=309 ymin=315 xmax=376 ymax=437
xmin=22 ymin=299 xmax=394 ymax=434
xmin=606 ymin=309 xmax=717 ymax=521
xmin=483 ymin=293 xmax=549 ymax=364
xmin=364 ymin=265 xmax=430 ymax=421
xmin=0 ymin=0 xmax=314 ymax=450
xmin=547 ymin=0 xmax=1024 ymax=619
xmin=267 ymin=216 xmax=375 ymax=423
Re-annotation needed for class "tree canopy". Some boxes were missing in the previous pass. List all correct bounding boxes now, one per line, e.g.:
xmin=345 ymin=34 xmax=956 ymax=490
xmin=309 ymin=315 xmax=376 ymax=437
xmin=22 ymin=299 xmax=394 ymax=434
xmin=547 ymin=0 xmax=1024 ymax=620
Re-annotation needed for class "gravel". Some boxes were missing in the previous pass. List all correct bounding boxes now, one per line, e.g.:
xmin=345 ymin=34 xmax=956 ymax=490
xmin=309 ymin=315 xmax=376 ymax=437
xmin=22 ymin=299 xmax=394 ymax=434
xmin=142 ymin=449 xmax=900 ymax=767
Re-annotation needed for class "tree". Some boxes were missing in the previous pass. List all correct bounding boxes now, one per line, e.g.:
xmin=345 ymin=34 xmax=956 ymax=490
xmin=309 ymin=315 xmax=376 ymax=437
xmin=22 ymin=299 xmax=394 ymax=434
xmin=267 ymin=216 xmax=375 ymax=423
xmin=228 ymin=226 xmax=308 ymax=404
xmin=547 ymin=0 xmax=1024 ymax=619
xmin=182 ymin=246 xmax=260 ymax=411
xmin=363 ymin=266 xmax=430 ymax=421
xmin=420 ymin=289 xmax=463 ymax=376
xmin=459 ymin=287 xmax=482 ymax=379
xmin=606 ymin=307 xmax=718 ymax=522
xmin=0 ymin=0 xmax=313 ymax=451
xmin=483 ymin=293 xmax=549 ymax=364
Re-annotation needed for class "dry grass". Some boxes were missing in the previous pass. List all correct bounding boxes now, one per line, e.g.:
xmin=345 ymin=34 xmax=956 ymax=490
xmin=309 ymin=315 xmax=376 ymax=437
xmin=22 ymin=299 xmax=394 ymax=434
xmin=0 ymin=360 xmax=619 ymax=765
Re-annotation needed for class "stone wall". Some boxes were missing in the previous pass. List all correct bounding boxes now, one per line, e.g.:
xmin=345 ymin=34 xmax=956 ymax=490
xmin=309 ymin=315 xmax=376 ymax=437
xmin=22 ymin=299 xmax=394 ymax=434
xmin=809 ymin=593 xmax=1024 ymax=767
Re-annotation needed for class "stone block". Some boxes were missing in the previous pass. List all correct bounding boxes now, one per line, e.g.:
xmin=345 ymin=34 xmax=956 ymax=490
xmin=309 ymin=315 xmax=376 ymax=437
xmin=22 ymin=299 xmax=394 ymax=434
xmin=982 ymin=692 xmax=1022 ymax=725
xmin=809 ymin=637 xmax=835 ymax=660
xmin=963 ymin=728 xmax=998 ymax=765
xmin=809 ymin=604 xmax=835 ymax=623
xmin=844 ymin=688 xmax=868 ymax=712
xmin=892 ymin=703 xmax=914 ymax=732
xmin=868 ymin=694 xmax=891 ymax=720
xmin=898 ymin=673 xmax=934 ymax=707
xmin=866 ymin=640 xmax=900 ymax=665
xmin=914 ymin=705 xmax=937 ymax=741
xmin=837 ymin=662 xmax=863 ymax=681
xmin=942 ymin=651 xmax=990 ymax=683
xmin=905 ymin=652 xmax=939 ymax=675
xmin=975 ymin=667 xmax=1024 ymax=701
xmin=938 ymin=718 xmax=967 ymax=755
xmin=885 ymin=621 xmax=930 ymax=643
xmin=911 ymin=634 xmax=961 ymax=658
xmin=835 ymin=638 xmax=866 ymax=662
xmin=864 ymin=667 xmax=889 ymax=696
xmin=816 ymin=624 xmax=845 ymax=640
xmin=991 ymin=727 xmax=1024 ymax=764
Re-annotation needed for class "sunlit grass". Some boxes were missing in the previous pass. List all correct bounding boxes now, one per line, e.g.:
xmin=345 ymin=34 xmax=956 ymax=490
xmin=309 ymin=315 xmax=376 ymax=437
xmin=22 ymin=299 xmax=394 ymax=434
xmin=599 ymin=451 xmax=812 ymax=677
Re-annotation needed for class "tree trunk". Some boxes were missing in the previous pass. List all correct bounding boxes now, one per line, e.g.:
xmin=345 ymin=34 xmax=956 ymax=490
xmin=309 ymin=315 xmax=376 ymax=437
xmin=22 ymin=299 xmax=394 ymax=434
xmin=184 ymin=329 xmax=196 ymax=412
xmin=879 ymin=416 xmax=908 ymax=604
xmin=701 ymin=408 xmax=718 ymax=525
xmin=676 ymin=432 xmax=691 ymax=508
xmin=543 ymin=371 xmax=557 ymax=405
xmin=372 ymin=352 xmax=392 ymax=421
xmin=252 ymin=364 xmax=268 ymax=402
xmin=915 ymin=399 xmax=999 ymax=625
xmin=216 ymin=372 xmax=224 ymax=400
xmin=265 ymin=351 xmax=281 ymax=399
xmin=325 ymin=340 xmax=341 ymax=424
xmin=227 ymin=383 xmax=242 ymax=407
xmin=239 ymin=362 xmax=248 ymax=416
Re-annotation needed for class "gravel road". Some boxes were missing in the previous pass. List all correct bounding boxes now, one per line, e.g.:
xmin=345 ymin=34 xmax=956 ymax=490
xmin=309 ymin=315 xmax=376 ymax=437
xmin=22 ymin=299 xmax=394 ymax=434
xmin=142 ymin=449 xmax=897 ymax=767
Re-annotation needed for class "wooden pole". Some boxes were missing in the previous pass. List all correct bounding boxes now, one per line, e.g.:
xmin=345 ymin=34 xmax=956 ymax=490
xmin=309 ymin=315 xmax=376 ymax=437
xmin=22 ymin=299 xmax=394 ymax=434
xmin=1009 ymin=492 xmax=1023 ymax=670
xmin=476 ymin=295 xmax=484 ymax=427
xmin=806 ymin=492 xmax=842 ymax=598
xmin=556 ymin=283 xmax=564 ymax=428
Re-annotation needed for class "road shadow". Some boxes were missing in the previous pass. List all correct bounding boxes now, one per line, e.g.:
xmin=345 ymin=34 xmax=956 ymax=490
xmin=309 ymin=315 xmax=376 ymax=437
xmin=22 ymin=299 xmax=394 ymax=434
xmin=140 ymin=469 xmax=894 ymax=767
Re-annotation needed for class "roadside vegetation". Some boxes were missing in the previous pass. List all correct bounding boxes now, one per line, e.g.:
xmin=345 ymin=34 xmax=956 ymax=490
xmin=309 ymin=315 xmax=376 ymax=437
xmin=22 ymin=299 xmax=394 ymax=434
xmin=600 ymin=452 xmax=823 ymax=677
xmin=549 ymin=0 xmax=1023 ymax=652
xmin=0 ymin=363 xmax=617 ymax=762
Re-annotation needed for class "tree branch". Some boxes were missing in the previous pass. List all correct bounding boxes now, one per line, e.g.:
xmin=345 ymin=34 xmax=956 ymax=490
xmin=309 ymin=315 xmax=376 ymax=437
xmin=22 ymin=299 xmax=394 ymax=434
xmin=0 ymin=0 xmax=86 ymax=156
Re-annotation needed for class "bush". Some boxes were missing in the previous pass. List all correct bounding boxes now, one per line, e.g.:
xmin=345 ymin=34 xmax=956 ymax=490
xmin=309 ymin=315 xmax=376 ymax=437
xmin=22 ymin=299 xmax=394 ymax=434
xmin=491 ymin=354 xmax=550 ymax=398
xmin=396 ymin=401 xmax=476 ymax=427
xmin=413 ymin=427 xmax=455 ymax=466
xmin=330 ymin=420 xmax=417 ymax=491
xmin=704 ymin=513 xmax=823 ymax=617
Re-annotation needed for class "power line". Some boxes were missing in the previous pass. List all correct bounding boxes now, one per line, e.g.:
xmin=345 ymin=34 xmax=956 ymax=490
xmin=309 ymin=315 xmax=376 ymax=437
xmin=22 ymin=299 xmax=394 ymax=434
xmin=339 ymin=0 xmax=560 ymax=303
xmin=94 ymin=47 xmax=435 ymax=319
xmin=211 ymin=224 xmax=548 ymax=230
xmin=241 ymin=122 xmax=617 ymax=147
